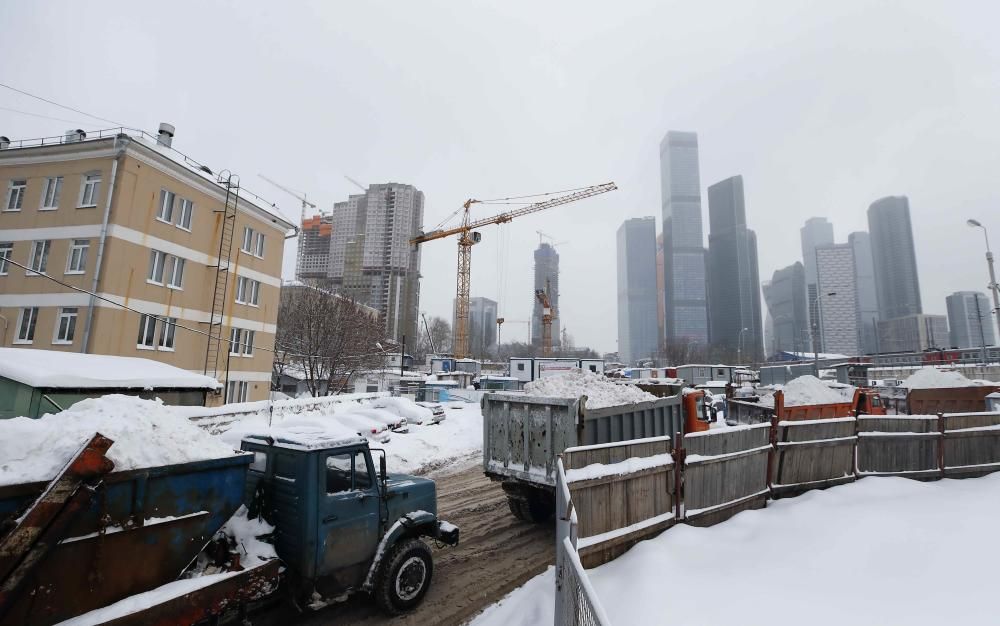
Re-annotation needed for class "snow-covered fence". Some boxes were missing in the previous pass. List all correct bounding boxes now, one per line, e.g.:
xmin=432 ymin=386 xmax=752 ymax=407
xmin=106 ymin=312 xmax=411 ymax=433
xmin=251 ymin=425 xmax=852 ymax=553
xmin=770 ymin=416 xmax=857 ymax=496
xmin=555 ymin=457 xmax=612 ymax=626
xmin=562 ymin=437 xmax=675 ymax=567
xmin=682 ymin=425 xmax=771 ymax=526
xmin=180 ymin=392 xmax=390 ymax=434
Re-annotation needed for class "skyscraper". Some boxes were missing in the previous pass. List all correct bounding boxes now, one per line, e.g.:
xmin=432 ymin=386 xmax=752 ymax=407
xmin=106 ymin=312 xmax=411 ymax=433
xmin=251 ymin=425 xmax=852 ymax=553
xmin=762 ymin=262 xmax=809 ymax=355
xmin=706 ymin=176 xmax=762 ymax=360
xmin=815 ymin=243 xmax=859 ymax=356
xmin=659 ymin=131 xmax=708 ymax=345
xmin=849 ymin=231 xmax=879 ymax=354
xmin=455 ymin=296 xmax=499 ymax=358
xmin=655 ymin=232 xmax=665 ymax=343
xmin=946 ymin=291 xmax=996 ymax=349
xmin=617 ymin=217 xmax=659 ymax=365
xmin=800 ymin=217 xmax=835 ymax=351
xmin=327 ymin=183 xmax=424 ymax=343
xmin=532 ymin=242 xmax=560 ymax=348
xmin=868 ymin=196 xmax=922 ymax=320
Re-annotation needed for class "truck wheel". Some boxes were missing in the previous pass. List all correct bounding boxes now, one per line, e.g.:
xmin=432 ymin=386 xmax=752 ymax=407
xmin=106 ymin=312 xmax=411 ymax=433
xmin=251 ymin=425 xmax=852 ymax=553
xmin=506 ymin=492 xmax=554 ymax=523
xmin=374 ymin=538 xmax=434 ymax=614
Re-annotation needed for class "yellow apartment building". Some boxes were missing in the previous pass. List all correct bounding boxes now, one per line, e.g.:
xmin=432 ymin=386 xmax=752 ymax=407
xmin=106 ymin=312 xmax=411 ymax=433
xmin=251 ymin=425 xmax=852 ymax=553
xmin=0 ymin=125 xmax=296 ymax=403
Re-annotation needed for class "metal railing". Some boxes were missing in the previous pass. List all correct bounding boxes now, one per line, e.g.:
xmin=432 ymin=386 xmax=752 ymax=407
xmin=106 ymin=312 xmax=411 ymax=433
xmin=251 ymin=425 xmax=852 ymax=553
xmin=555 ymin=457 xmax=612 ymax=626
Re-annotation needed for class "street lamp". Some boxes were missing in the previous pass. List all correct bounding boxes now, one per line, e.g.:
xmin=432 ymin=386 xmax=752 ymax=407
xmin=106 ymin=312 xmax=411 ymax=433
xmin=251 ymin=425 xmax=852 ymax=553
xmin=814 ymin=291 xmax=837 ymax=375
xmin=967 ymin=219 xmax=1000 ymax=345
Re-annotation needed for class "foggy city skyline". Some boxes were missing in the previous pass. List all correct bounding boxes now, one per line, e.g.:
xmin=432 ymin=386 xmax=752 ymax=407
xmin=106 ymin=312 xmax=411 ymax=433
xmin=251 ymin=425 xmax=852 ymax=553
xmin=2 ymin=2 xmax=999 ymax=354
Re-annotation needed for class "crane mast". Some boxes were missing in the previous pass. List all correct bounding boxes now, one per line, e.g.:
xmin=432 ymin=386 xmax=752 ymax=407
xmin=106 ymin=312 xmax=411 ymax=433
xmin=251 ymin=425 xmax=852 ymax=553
xmin=411 ymin=182 xmax=616 ymax=358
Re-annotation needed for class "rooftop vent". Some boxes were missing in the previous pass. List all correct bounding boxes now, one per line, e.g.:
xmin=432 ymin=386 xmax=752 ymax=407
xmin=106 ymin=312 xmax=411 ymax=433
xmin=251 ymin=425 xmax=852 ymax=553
xmin=0 ymin=136 xmax=9 ymax=150
xmin=157 ymin=122 xmax=175 ymax=148
xmin=64 ymin=129 xmax=86 ymax=143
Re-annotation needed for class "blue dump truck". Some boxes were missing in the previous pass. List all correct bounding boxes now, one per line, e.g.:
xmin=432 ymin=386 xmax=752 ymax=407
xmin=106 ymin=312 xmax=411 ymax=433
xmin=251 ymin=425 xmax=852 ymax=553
xmin=0 ymin=429 xmax=459 ymax=625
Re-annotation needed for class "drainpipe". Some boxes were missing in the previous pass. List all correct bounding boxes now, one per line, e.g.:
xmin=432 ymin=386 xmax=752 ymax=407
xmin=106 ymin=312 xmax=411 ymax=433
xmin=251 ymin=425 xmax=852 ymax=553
xmin=81 ymin=136 xmax=125 ymax=353
xmin=0 ymin=313 xmax=7 ymax=345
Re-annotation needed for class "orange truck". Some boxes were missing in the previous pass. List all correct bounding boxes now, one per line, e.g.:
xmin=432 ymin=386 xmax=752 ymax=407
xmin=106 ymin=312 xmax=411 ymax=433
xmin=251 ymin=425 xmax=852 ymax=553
xmin=727 ymin=388 xmax=885 ymax=424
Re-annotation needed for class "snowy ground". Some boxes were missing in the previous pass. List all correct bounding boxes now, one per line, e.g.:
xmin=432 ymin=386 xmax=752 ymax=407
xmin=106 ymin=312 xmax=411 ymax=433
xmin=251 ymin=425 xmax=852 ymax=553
xmin=470 ymin=473 xmax=1000 ymax=626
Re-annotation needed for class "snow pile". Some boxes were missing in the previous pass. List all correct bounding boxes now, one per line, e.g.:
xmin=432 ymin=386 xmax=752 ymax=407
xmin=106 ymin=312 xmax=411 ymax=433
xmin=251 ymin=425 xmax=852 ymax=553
xmin=902 ymin=367 xmax=983 ymax=389
xmin=471 ymin=473 xmax=1000 ymax=626
xmin=219 ymin=505 xmax=278 ymax=566
xmin=0 ymin=347 xmax=219 ymax=390
xmin=0 ymin=395 xmax=237 ymax=487
xmin=760 ymin=375 xmax=853 ymax=407
xmin=524 ymin=371 xmax=657 ymax=409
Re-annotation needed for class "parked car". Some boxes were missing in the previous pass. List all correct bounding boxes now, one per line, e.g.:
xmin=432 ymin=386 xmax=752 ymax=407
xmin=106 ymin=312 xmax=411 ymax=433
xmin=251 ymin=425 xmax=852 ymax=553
xmin=347 ymin=407 xmax=410 ymax=433
xmin=372 ymin=397 xmax=437 ymax=425
xmin=415 ymin=401 xmax=447 ymax=424
xmin=335 ymin=412 xmax=392 ymax=443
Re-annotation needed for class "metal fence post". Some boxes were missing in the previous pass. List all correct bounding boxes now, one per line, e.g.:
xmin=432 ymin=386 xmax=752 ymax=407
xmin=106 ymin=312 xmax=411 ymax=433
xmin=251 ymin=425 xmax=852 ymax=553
xmin=937 ymin=412 xmax=945 ymax=477
xmin=672 ymin=431 xmax=685 ymax=521
xmin=555 ymin=456 xmax=568 ymax=626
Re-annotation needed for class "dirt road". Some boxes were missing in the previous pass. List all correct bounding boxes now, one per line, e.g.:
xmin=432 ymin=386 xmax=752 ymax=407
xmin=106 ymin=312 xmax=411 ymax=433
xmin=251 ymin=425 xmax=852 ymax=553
xmin=257 ymin=460 xmax=553 ymax=625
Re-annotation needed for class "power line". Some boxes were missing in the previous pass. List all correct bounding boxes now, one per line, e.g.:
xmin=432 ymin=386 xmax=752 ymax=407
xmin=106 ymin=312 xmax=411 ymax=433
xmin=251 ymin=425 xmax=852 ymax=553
xmin=0 ymin=105 xmax=102 ymax=127
xmin=1 ymin=255 xmax=385 ymax=364
xmin=0 ymin=81 xmax=125 ymax=126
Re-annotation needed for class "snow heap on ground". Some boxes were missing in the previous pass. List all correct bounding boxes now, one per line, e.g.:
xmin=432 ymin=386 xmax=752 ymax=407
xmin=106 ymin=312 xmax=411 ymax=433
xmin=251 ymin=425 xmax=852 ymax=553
xmin=471 ymin=473 xmax=1000 ymax=626
xmin=760 ymin=375 xmax=853 ymax=407
xmin=523 ymin=371 xmax=657 ymax=409
xmin=902 ymin=366 xmax=984 ymax=389
xmin=0 ymin=395 xmax=237 ymax=487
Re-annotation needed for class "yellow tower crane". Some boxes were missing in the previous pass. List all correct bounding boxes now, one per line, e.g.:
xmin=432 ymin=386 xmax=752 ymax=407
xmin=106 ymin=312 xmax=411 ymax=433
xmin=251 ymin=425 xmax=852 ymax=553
xmin=410 ymin=182 xmax=616 ymax=358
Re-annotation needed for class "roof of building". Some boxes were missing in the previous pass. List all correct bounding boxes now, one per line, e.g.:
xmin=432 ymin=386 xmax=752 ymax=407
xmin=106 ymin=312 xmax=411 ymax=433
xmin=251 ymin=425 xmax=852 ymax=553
xmin=0 ymin=348 xmax=220 ymax=390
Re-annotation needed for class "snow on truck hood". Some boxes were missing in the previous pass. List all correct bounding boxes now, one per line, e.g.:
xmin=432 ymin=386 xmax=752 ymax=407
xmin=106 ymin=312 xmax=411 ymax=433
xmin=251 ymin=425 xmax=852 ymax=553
xmin=0 ymin=347 xmax=219 ymax=390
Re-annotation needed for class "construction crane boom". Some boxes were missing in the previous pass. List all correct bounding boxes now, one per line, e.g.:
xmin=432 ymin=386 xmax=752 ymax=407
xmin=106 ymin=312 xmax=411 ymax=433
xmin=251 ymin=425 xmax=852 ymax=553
xmin=258 ymin=174 xmax=317 ymax=223
xmin=411 ymin=181 xmax=616 ymax=358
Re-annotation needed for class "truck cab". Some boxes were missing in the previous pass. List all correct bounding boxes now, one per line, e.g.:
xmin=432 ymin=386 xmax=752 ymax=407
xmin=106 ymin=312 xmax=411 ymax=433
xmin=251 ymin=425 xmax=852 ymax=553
xmin=240 ymin=432 xmax=458 ymax=614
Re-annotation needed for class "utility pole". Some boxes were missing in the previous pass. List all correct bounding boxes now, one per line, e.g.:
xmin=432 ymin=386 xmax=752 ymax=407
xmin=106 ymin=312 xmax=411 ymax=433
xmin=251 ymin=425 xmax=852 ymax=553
xmin=967 ymin=219 xmax=1000 ymax=345
xmin=974 ymin=297 xmax=988 ymax=365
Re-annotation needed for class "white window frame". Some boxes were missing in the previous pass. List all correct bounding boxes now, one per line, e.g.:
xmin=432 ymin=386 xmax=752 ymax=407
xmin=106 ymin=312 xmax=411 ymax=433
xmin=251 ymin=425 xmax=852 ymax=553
xmin=254 ymin=233 xmax=265 ymax=258
xmin=156 ymin=189 xmax=175 ymax=223
xmin=0 ymin=242 xmax=11 ymax=275
xmin=229 ymin=327 xmax=242 ymax=355
xmin=176 ymin=198 xmax=193 ymax=231
xmin=243 ymin=329 xmax=255 ymax=356
xmin=235 ymin=277 xmax=260 ymax=306
xmin=158 ymin=317 xmax=177 ymax=351
xmin=66 ymin=239 xmax=89 ymax=274
xmin=53 ymin=307 xmax=78 ymax=344
xmin=27 ymin=240 xmax=50 ymax=275
xmin=226 ymin=380 xmax=249 ymax=403
xmin=241 ymin=227 xmax=254 ymax=253
xmin=15 ymin=307 xmax=38 ymax=344
xmin=137 ymin=314 xmax=157 ymax=349
xmin=78 ymin=173 xmax=101 ymax=208
xmin=40 ymin=176 xmax=63 ymax=211
xmin=5 ymin=180 xmax=26 ymax=212
xmin=147 ymin=249 xmax=166 ymax=285
xmin=167 ymin=256 xmax=185 ymax=290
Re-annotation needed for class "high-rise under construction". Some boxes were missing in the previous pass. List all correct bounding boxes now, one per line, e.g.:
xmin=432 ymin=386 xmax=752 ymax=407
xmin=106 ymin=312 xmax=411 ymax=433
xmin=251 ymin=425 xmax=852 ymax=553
xmin=532 ymin=242 xmax=560 ymax=348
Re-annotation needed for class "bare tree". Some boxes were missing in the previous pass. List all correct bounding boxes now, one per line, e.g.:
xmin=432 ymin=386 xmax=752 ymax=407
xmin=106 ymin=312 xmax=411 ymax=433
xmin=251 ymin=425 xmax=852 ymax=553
xmin=275 ymin=285 xmax=385 ymax=396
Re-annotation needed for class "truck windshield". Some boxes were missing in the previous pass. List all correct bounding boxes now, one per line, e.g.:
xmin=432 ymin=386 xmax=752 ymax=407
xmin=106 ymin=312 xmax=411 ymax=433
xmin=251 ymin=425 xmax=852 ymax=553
xmin=326 ymin=451 xmax=373 ymax=493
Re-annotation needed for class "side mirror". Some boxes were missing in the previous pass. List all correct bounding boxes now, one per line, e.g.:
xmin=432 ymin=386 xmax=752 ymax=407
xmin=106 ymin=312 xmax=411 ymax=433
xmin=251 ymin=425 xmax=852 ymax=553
xmin=380 ymin=454 xmax=387 ymax=482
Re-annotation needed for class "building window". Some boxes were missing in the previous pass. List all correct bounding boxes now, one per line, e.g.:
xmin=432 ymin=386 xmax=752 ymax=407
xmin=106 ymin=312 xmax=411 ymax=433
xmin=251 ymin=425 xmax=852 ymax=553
xmin=28 ymin=240 xmax=50 ymax=274
xmin=148 ymin=249 xmax=166 ymax=284
xmin=167 ymin=256 xmax=185 ymax=289
xmin=235 ymin=276 xmax=260 ymax=306
xmin=229 ymin=327 xmax=242 ymax=355
xmin=226 ymin=380 xmax=249 ymax=403
xmin=5 ymin=180 xmax=26 ymax=211
xmin=79 ymin=173 xmax=101 ymax=207
xmin=0 ymin=242 xmax=11 ymax=275
xmin=66 ymin=239 xmax=89 ymax=274
xmin=157 ymin=189 xmax=175 ymax=223
xmin=243 ymin=329 xmax=255 ymax=356
xmin=40 ymin=177 xmax=63 ymax=210
xmin=158 ymin=317 xmax=177 ymax=351
xmin=137 ymin=314 xmax=157 ymax=348
xmin=176 ymin=198 xmax=193 ymax=230
xmin=15 ymin=307 xmax=38 ymax=344
xmin=54 ymin=307 xmax=78 ymax=344
xmin=241 ymin=227 xmax=265 ymax=258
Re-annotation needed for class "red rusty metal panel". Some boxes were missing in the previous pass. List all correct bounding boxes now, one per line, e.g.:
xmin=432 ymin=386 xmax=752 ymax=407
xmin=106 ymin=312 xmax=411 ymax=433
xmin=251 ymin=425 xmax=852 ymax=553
xmin=100 ymin=559 xmax=281 ymax=626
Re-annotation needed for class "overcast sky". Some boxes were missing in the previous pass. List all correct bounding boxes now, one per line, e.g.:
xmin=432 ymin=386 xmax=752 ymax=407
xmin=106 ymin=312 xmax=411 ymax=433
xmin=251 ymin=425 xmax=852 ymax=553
xmin=3 ymin=1 xmax=998 ymax=353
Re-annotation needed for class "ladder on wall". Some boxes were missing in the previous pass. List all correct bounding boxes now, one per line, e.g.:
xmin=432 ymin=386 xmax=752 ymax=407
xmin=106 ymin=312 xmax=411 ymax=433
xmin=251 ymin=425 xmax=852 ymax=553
xmin=204 ymin=173 xmax=240 ymax=390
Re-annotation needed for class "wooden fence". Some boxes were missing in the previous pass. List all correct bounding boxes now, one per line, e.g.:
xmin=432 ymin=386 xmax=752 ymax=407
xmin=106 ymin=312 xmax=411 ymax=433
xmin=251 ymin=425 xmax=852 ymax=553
xmin=564 ymin=411 xmax=1000 ymax=567
xmin=562 ymin=437 xmax=675 ymax=568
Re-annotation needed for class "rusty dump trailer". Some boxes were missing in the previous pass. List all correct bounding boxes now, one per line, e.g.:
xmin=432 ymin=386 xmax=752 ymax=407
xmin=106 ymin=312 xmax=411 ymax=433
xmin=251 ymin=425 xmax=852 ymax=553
xmin=885 ymin=384 xmax=1000 ymax=414
xmin=0 ymin=434 xmax=269 ymax=626
xmin=727 ymin=388 xmax=885 ymax=425
xmin=482 ymin=392 xmax=687 ymax=522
